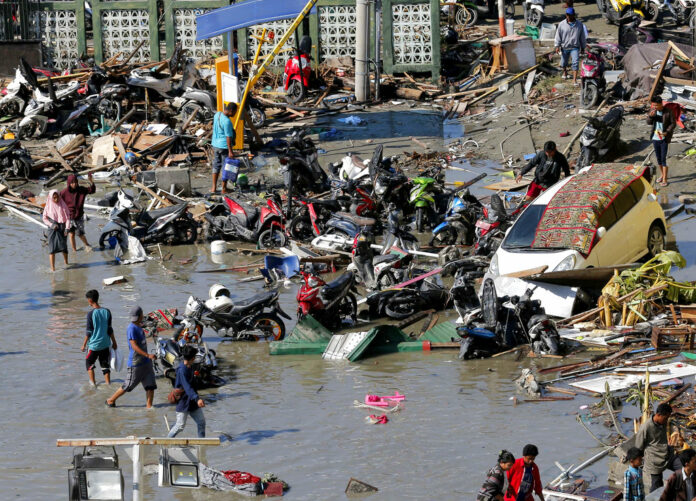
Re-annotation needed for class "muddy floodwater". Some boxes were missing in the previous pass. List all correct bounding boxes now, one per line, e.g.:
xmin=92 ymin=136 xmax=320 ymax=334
xmin=2 ymin=114 xmax=696 ymax=499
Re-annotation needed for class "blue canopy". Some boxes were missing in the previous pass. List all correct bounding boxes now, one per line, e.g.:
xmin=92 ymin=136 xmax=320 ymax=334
xmin=196 ymin=0 xmax=317 ymax=41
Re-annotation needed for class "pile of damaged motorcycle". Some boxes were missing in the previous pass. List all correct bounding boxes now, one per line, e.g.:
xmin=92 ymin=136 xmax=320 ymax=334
xmin=105 ymin=130 xmax=565 ymax=391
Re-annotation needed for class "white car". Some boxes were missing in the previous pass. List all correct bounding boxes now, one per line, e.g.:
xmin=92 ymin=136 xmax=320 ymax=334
xmin=481 ymin=164 xmax=667 ymax=317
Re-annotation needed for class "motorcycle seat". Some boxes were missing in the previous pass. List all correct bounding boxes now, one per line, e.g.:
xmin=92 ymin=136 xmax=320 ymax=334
xmin=321 ymin=272 xmax=353 ymax=300
xmin=148 ymin=204 xmax=184 ymax=220
xmin=228 ymin=291 xmax=275 ymax=314
xmin=373 ymin=254 xmax=399 ymax=265
xmin=0 ymin=139 xmax=19 ymax=150
xmin=336 ymin=212 xmax=375 ymax=226
xmin=231 ymin=201 xmax=260 ymax=227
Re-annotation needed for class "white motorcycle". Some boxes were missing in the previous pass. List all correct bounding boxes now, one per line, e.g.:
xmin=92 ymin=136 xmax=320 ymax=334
xmin=524 ymin=0 xmax=545 ymax=28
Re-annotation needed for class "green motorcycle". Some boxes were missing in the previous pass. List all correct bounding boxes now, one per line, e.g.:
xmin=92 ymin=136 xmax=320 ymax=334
xmin=409 ymin=177 xmax=438 ymax=232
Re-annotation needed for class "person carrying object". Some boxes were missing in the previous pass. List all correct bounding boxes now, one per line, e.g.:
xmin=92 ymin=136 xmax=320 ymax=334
xmin=555 ymin=7 xmax=587 ymax=85
xmin=81 ymin=289 xmax=117 ymax=387
xmin=167 ymin=344 xmax=206 ymax=438
xmin=624 ymin=447 xmax=645 ymax=501
xmin=515 ymin=141 xmax=570 ymax=201
xmin=60 ymin=173 xmax=95 ymax=252
xmin=106 ymin=306 xmax=157 ymax=409
xmin=659 ymin=448 xmax=696 ymax=501
xmin=211 ymin=102 xmax=238 ymax=195
xmin=647 ymin=96 xmax=676 ymax=187
xmin=478 ymin=450 xmax=516 ymax=501
xmin=42 ymin=189 xmax=70 ymax=272
xmin=505 ymin=444 xmax=544 ymax=501
xmin=636 ymin=403 xmax=683 ymax=492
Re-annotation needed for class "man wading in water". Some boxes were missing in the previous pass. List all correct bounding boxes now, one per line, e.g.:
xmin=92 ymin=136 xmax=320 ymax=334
xmin=106 ymin=306 xmax=157 ymax=408
xmin=81 ymin=290 xmax=117 ymax=387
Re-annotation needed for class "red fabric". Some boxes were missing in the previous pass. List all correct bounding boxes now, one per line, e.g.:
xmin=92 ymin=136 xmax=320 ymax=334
xmin=504 ymin=458 xmax=543 ymax=501
xmin=60 ymin=175 xmax=95 ymax=220
xmin=222 ymin=470 xmax=261 ymax=485
xmin=525 ymin=182 xmax=546 ymax=199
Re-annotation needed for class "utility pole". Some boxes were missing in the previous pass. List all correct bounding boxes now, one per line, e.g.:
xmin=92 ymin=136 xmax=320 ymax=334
xmin=498 ymin=0 xmax=507 ymax=37
xmin=355 ymin=0 xmax=371 ymax=102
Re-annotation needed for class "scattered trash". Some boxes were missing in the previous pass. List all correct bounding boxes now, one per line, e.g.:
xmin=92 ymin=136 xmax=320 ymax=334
xmin=345 ymin=478 xmax=378 ymax=497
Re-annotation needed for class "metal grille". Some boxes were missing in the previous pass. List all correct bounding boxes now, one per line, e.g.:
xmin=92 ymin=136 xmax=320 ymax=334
xmin=31 ymin=10 xmax=79 ymax=68
xmin=318 ymin=5 xmax=356 ymax=61
xmin=247 ymin=19 xmax=295 ymax=67
xmin=391 ymin=3 xmax=432 ymax=65
xmin=174 ymin=8 xmax=223 ymax=59
xmin=101 ymin=9 xmax=151 ymax=62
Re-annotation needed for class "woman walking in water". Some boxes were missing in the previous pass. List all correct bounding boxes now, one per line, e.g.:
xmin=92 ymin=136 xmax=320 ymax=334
xmin=42 ymin=190 xmax=70 ymax=271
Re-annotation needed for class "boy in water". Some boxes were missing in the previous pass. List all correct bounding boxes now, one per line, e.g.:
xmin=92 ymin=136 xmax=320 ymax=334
xmin=81 ymin=290 xmax=117 ymax=387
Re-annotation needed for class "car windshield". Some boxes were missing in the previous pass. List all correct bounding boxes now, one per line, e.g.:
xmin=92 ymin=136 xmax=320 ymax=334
xmin=502 ymin=205 xmax=547 ymax=250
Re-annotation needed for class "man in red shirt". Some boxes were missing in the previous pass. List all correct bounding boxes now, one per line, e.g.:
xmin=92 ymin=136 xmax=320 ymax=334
xmin=505 ymin=444 xmax=545 ymax=501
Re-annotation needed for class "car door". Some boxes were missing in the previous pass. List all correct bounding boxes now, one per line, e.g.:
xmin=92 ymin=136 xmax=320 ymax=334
xmin=592 ymin=187 xmax=640 ymax=266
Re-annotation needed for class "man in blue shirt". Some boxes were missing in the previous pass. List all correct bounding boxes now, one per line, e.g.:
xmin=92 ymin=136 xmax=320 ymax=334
xmin=167 ymin=345 xmax=206 ymax=438
xmin=106 ymin=306 xmax=157 ymax=408
xmin=211 ymin=102 xmax=238 ymax=194
xmin=81 ymin=289 xmax=117 ymax=387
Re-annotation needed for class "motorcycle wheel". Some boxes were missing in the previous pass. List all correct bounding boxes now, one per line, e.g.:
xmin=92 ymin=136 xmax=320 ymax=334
xmin=16 ymin=120 xmax=42 ymax=140
xmin=250 ymin=313 xmax=286 ymax=341
xmin=384 ymin=291 xmax=418 ymax=319
xmin=576 ymin=148 xmax=593 ymax=171
xmin=526 ymin=9 xmax=543 ymax=28
xmin=645 ymin=2 xmax=660 ymax=21
xmin=11 ymin=156 xmax=32 ymax=179
xmin=581 ymin=82 xmax=599 ymax=109
xmin=336 ymin=293 xmax=358 ymax=325
xmin=505 ymin=0 xmax=515 ymax=18
xmin=175 ymin=219 xmax=198 ymax=245
xmin=258 ymin=228 xmax=287 ymax=249
xmin=455 ymin=5 xmax=470 ymax=25
xmin=286 ymin=80 xmax=305 ymax=104
xmin=181 ymin=102 xmax=202 ymax=123
xmin=247 ymin=106 xmax=266 ymax=128
xmin=164 ymin=368 xmax=176 ymax=386
xmin=100 ymin=99 xmax=122 ymax=124
xmin=429 ymin=226 xmax=458 ymax=247
xmin=691 ymin=12 xmax=696 ymax=28
xmin=99 ymin=230 xmax=122 ymax=250
xmin=288 ymin=215 xmax=314 ymax=241
xmin=415 ymin=207 xmax=425 ymax=233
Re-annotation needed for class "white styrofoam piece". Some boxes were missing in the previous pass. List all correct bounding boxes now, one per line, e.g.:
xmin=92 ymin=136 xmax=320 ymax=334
xmin=570 ymin=362 xmax=696 ymax=393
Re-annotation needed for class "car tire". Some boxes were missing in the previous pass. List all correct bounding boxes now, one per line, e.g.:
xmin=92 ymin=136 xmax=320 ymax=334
xmin=647 ymin=222 xmax=665 ymax=258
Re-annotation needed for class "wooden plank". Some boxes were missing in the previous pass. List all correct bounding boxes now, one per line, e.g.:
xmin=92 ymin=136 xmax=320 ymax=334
xmin=648 ymin=46 xmax=672 ymax=103
xmin=503 ymin=265 xmax=548 ymax=279
xmin=133 ymin=181 xmax=173 ymax=207
xmin=483 ymin=178 xmax=531 ymax=191
xmin=49 ymin=146 xmax=73 ymax=172
xmin=113 ymin=135 xmax=127 ymax=165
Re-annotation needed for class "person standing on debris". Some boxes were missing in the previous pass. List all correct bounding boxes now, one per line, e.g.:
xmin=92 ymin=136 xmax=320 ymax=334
xmin=167 ymin=345 xmax=206 ymax=438
xmin=659 ymin=448 xmax=696 ymax=501
xmin=61 ymin=173 xmax=95 ymax=252
xmin=624 ymin=447 xmax=645 ymax=501
xmin=648 ymin=96 xmax=676 ymax=187
xmin=477 ymin=450 xmax=516 ymax=501
xmin=106 ymin=306 xmax=157 ymax=408
xmin=81 ymin=289 xmax=117 ymax=387
xmin=42 ymin=189 xmax=70 ymax=272
xmin=636 ymin=403 xmax=682 ymax=492
xmin=515 ymin=141 xmax=570 ymax=201
xmin=505 ymin=444 xmax=544 ymax=501
xmin=554 ymin=7 xmax=586 ymax=85
xmin=211 ymin=102 xmax=238 ymax=194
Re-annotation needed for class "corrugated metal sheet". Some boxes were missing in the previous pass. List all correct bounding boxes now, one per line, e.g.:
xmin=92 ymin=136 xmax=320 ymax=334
xmin=420 ymin=321 xmax=458 ymax=343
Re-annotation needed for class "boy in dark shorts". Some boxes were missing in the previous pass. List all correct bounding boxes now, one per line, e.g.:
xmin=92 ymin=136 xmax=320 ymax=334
xmin=106 ymin=306 xmax=157 ymax=408
xmin=81 ymin=290 xmax=117 ymax=387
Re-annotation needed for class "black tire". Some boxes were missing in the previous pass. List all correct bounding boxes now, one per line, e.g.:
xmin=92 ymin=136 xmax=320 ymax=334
xmin=336 ymin=293 xmax=358 ymax=325
xmin=581 ymin=81 xmax=599 ymax=108
xmin=288 ymin=214 xmax=314 ymax=241
xmin=505 ymin=0 xmax=515 ymax=18
xmin=181 ymin=102 xmax=202 ymax=122
xmin=258 ymin=228 xmax=287 ymax=249
xmin=17 ymin=120 xmax=39 ymax=140
xmin=415 ymin=207 xmax=425 ymax=232
xmin=175 ymin=219 xmax=198 ymax=245
xmin=481 ymin=279 xmax=498 ymax=329
xmin=645 ymin=2 xmax=659 ymax=21
xmin=99 ymin=99 xmax=122 ymax=125
xmin=250 ymin=313 xmax=286 ymax=341
xmin=647 ymin=222 xmax=665 ymax=258
xmin=385 ymin=293 xmax=418 ymax=319
xmin=286 ymin=80 xmax=305 ymax=104
xmin=246 ymin=106 xmax=266 ymax=128
xmin=527 ymin=9 xmax=543 ymax=28
xmin=99 ymin=230 xmax=121 ymax=250
xmin=576 ymin=147 xmax=594 ymax=171
xmin=430 ymin=226 xmax=458 ymax=246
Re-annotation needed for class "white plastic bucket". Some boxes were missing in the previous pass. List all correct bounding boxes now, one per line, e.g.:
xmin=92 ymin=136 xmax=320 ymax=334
xmin=540 ymin=23 xmax=556 ymax=40
xmin=210 ymin=240 xmax=228 ymax=255
xmin=505 ymin=19 xmax=515 ymax=36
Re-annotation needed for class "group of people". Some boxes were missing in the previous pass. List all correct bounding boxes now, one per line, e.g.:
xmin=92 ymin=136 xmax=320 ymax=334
xmin=81 ymin=290 xmax=206 ymax=438
xmin=477 ymin=444 xmax=545 ymax=501
xmin=42 ymin=173 xmax=95 ymax=271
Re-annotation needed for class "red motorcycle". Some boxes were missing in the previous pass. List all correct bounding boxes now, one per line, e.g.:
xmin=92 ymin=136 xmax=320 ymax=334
xmin=205 ymin=193 xmax=287 ymax=248
xmin=287 ymin=197 xmax=343 ymax=241
xmin=474 ymin=194 xmax=523 ymax=256
xmin=283 ymin=36 xmax=312 ymax=104
xmin=296 ymin=270 xmax=358 ymax=329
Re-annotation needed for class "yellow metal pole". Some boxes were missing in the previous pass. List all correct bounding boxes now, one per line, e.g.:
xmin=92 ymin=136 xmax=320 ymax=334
xmin=233 ymin=0 xmax=321 ymax=130
xmin=233 ymin=28 xmax=270 ymax=129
